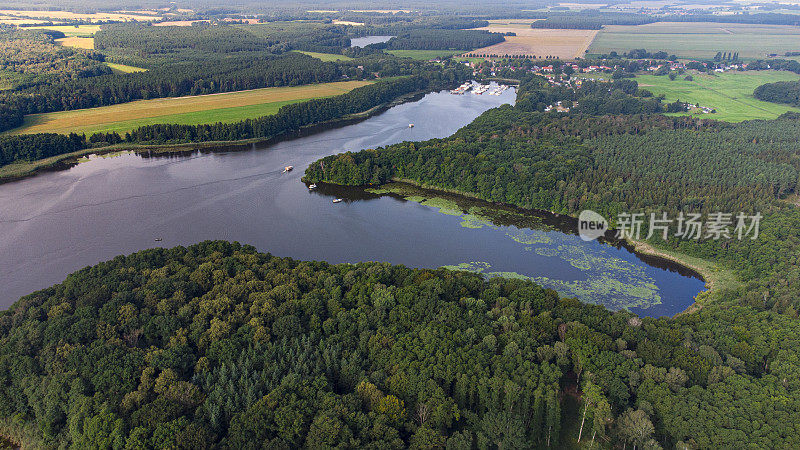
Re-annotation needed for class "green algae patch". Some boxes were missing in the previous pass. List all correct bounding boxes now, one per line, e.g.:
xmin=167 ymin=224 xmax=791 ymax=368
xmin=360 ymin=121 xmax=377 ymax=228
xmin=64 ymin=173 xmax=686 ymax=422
xmin=419 ymin=197 xmax=463 ymax=216
xmin=441 ymin=260 xmax=663 ymax=311
xmin=506 ymin=229 xmax=552 ymax=245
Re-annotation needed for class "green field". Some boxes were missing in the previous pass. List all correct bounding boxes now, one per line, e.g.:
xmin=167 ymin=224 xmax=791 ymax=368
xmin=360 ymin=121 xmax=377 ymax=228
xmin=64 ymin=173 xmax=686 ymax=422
xmin=589 ymin=22 xmax=800 ymax=59
xmin=104 ymin=62 xmax=147 ymax=74
xmin=634 ymin=70 xmax=800 ymax=122
xmin=294 ymin=50 xmax=352 ymax=61
xmin=11 ymin=80 xmax=371 ymax=136
xmin=387 ymin=49 xmax=463 ymax=60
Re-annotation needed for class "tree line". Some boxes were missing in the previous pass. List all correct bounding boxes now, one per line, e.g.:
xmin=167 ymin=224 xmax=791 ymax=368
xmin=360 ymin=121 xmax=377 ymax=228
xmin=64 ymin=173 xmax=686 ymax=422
xmin=376 ymin=29 xmax=505 ymax=51
xmin=0 ymin=53 xmax=343 ymax=132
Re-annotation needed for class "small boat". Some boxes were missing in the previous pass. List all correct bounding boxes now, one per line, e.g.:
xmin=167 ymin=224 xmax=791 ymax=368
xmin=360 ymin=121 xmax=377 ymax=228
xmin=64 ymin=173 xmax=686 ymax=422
xmin=332 ymin=198 xmax=343 ymax=203
xmin=154 ymin=238 xmax=162 ymax=242
xmin=308 ymin=183 xmax=317 ymax=190
xmin=408 ymin=124 xmax=414 ymax=128
xmin=283 ymin=165 xmax=293 ymax=173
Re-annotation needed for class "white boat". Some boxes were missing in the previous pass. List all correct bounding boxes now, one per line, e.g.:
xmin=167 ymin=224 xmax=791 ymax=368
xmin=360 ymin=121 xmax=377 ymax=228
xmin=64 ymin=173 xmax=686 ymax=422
xmin=283 ymin=165 xmax=293 ymax=173
xmin=332 ymin=198 xmax=343 ymax=203
xmin=308 ymin=183 xmax=317 ymax=190
xmin=408 ymin=124 xmax=414 ymax=128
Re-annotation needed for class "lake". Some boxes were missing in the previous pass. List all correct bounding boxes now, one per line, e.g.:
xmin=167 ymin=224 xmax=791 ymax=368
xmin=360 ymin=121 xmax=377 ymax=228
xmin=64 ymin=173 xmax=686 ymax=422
xmin=350 ymin=35 xmax=393 ymax=47
xmin=0 ymin=85 xmax=705 ymax=314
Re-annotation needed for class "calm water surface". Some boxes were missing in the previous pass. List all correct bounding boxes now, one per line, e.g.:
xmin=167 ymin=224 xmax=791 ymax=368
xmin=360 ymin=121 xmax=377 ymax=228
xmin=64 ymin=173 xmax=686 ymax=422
xmin=350 ymin=35 xmax=394 ymax=47
xmin=0 ymin=86 xmax=704 ymax=314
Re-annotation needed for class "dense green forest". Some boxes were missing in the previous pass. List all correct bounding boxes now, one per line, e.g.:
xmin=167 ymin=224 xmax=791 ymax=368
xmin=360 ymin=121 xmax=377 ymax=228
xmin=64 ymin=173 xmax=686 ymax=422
xmin=96 ymin=22 xmax=351 ymax=56
xmin=0 ymin=28 xmax=110 ymax=90
xmin=529 ymin=11 xmax=654 ymax=30
xmin=2 ymin=241 xmax=798 ymax=448
xmin=0 ymin=133 xmax=87 ymax=167
xmin=754 ymin=80 xmax=800 ymax=107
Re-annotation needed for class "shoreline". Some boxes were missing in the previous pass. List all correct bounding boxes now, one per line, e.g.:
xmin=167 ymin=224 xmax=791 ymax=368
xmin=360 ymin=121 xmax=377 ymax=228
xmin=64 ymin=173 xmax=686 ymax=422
xmin=377 ymin=178 xmax=735 ymax=315
xmin=0 ymin=88 xmax=432 ymax=185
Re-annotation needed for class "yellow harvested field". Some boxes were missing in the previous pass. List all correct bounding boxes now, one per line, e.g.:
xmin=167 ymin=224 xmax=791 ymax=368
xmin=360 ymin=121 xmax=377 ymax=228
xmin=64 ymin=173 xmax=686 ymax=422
xmin=12 ymin=81 xmax=371 ymax=135
xmin=0 ymin=17 xmax=51 ymax=25
xmin=467 ymin=28 xmax=598 ymax=59
xmin=55 ymin=37 xmax=94 ymax=49
xmin=333 ymin=20 xmax=364 ymax=26
xmin=0 ymin=10 xmax=159 ymax=22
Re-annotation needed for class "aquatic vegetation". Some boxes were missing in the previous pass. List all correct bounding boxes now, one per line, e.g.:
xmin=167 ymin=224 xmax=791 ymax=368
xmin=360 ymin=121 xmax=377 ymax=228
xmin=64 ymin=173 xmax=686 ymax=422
xmin=372 ymin=182 xmax=664 ymax=310
xmin=440 ymin=259 xmax=662 ymax=311
xmin=506 ymin=228 xmax=552 ymax=245
xmin=420 ymin=197 xmax=463 ymax=215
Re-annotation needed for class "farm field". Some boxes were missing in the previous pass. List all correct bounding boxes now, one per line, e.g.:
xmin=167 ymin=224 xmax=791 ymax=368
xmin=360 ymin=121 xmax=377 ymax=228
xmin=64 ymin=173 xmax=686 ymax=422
xmin=0 ymin=9 xmax=159 ymax=22
xmin=10 ymin=80 xmax=371 ymax=136
xmin=29 ymin=24 xmax=101 ymax=36
xmin=468 ymin=25 xmax=597 ymax=59
xmin=635 ymin=70 xmax=800 ymax=121
xmin=294 ymin=51 xmax=352 ymax=61
xmin=55 ymin=37 xmax=94 ymax=49
xmin=387 ymin=49 xmax=463 ymax=60
xmin=588 ymin=22 xmax=800 ymax=59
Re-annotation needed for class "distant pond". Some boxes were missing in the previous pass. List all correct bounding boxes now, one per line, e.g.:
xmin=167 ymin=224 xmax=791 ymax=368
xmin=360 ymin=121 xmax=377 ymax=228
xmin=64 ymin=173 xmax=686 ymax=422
xmin=350 ymin=35 xmax=394 ymax=47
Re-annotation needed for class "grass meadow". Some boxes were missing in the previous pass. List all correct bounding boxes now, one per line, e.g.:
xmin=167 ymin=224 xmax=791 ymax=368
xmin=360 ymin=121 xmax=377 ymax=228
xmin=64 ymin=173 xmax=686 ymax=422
xmin=634 ymin=70 xmax=800 ymax=122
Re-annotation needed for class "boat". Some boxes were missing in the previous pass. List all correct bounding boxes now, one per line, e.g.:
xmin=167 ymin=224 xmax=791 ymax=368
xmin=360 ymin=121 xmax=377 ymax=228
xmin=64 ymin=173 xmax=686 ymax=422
xmin=308 ymin=183 xmax=317 ymax=190
xmin=332 ymin=198 xmax=343 ymax=203
xmin=408 ymin=124 xmax=414 ymax=128
xmin=154 ymin=238 xmax=162 ymax=242
xmin=283 ymin=165 xmax=293 ymax=173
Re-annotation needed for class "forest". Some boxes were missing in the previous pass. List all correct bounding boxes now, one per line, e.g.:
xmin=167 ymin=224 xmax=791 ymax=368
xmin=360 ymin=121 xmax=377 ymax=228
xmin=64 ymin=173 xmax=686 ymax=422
xmin=529 ymin=11 xmax=654 ymax=29
xmin=0 ymin=133 xmax=87 ymax=167
xmin=0 ymin=28 xmax=110 ymax=89
xmin=1 ymin=241 xmax=798 ymax=448
xmin=96 ymin=22 xmax=351 ymax=56
xmin=754 ymin=80 xmax=800 ymax=107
